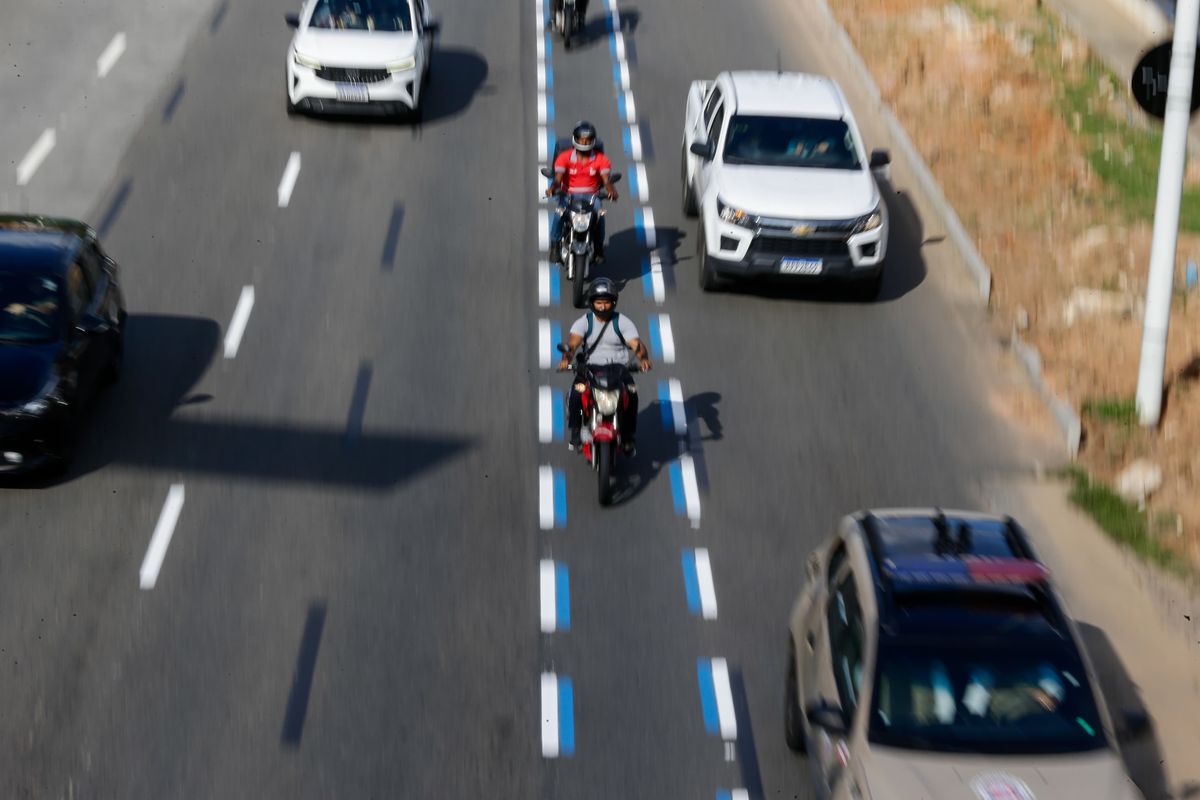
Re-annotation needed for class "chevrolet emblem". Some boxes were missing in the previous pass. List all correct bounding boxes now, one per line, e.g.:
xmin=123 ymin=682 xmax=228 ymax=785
xmin=791 ymin=224 xmax=814 ymax=236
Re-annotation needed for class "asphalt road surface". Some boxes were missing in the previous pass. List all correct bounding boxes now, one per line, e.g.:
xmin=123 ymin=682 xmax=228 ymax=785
xmin=0 ymin=0 xmax=1039 ymax=796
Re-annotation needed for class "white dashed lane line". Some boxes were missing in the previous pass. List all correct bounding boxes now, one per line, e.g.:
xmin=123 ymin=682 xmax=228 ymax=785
xmin=223 ymin=285 xmax=255 ymax=359
xmin=277 ymin=151 xmax=302 ymax=208
xmin=139 ymin=484 xmax=186 ymax=590
xmin=16 ymin=128 xmax=56 ymax=187
xmin=96 ymin=33 xmax=127 ymax=78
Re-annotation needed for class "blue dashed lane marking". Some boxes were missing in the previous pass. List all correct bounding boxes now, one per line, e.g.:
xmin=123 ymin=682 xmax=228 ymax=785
xmin=681 ymin=551 xmax=702 ymax=615
xmin=555 ymin=563 xmax=571 ymax=630
xmin=658 ymin=380 xmax=673 ymax=431
xmin=647 ymin=314 xmax=663 ymax=360
xmin=553 ymin=469 xmax=567 ymax=527
xmin=641 ymin=255 xmax=653 ymax=298
xmin=559 ymin=676 xmax=576 ymax=755
xmin=669 ymin=458 xmax=686 ymax=516
xmin=696 ymin=659 xmax=719 ymax=735
xmin=552 ymin=386 xmax=564 ymax=441
xmin=549 ymin=321 xmax=562 ymax=366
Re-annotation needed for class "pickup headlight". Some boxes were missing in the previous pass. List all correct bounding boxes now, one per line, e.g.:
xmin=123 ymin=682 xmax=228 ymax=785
xmin=293 ymin=51 xmax=322 ymax=70
xmin=386 ymin=57 xmax=417 ymax=72
xmin=853 ymin=207 xmax=883 ymax=234
xmin=717 ymin=197 xmax=755 ymax=228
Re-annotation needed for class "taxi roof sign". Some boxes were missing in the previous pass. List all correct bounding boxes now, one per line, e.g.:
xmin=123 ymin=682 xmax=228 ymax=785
xmin=883 ymin=555 xmax=1050 ymax=587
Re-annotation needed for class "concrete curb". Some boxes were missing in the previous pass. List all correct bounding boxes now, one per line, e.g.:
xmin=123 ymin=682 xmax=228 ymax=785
xmin=1108 ymin=0 xmax=1172 ymax=35
xmin=810 ymin=0 xmax=1086 ymax=459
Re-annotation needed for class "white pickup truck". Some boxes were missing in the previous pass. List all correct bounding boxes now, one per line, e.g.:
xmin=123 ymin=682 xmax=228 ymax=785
xmin=681 ymin=70 xmax=891 ymax=296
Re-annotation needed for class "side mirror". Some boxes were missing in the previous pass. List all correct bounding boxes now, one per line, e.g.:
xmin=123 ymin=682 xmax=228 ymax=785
xmin=540 ymin=167 xmax=554 ymax=179
xmin=425 ymin=18 xmax=441 ymax=32
xmin=1117 ymin=708 xmax=1151 ymax=742
xmin=557 ymin=343 xmax=570 ymax=354
xmin=609 ymin=172 xmax=623 ymax=184
xmin=285 ymin=11 xmax=301 ymax=27
xmin=869 ymin=149 xmax=891 ymax=169
xmin=690 ymin=140 xmax=715 ymax=161
xmin=805 ymin=701 xmax=847 ymax=736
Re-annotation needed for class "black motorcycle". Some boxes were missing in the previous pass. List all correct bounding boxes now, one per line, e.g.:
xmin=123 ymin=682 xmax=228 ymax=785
xmin=540 ymin=167 xmax=621 ymax=308
xmin=552 ymin=0 xmax=583 ymax=48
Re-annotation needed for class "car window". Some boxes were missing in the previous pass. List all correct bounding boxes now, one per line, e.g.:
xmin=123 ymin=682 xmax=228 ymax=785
xmin=827 ymin=568 xmax=865 ymax=720
xmin=826 ymin=542 xmax=847 ymax=587
xmin=703 ymin=86 xmax=723 ymax=127
xmin=0 ymin=271 xmax=61 ymax=344
xmin=723 ymin=115 xmax=862 ymax=170
xmin=66 ymin=262 xmax=93 ymax=321
xmin=706 ymin=103 xmax=725 ymax=146
xmin=869 ymin=639 xmax=1108 ymax=755
xmin=308 ymin=0 xmax=412 ymax=31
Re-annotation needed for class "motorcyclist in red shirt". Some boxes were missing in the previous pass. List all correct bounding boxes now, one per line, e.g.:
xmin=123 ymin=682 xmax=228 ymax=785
xmin=545 ymin=121 xmax=619 ymax=263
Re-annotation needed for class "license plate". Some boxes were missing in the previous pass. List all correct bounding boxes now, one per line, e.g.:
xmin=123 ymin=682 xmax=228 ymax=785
xmin=336 ymin=84 xmax=369 ymax=102
xmin=780 ymin=257 xmax=823 ymax=275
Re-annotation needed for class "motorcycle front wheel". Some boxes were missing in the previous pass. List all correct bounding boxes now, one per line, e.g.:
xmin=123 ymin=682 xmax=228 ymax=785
xmin=597 ymin=440 xmax=613 ymax=506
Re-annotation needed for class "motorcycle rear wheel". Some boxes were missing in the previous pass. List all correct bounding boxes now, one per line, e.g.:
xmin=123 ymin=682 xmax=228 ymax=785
xmin=597 ymin=440 xmax=614 ymax=506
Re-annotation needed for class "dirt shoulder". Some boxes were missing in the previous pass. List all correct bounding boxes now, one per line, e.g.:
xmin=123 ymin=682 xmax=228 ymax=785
xmin=828 ymin=0 xmax=1200 ymax=571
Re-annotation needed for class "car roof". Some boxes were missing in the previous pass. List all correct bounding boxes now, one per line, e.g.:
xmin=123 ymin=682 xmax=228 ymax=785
xmin=0 ymin=215 xmax=88 ymax=276
xmin=724 ymin=71 xmax=847 ymax=119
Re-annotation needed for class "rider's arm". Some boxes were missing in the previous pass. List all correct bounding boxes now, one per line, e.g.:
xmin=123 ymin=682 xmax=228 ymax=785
xmin=598 ymin=154 xmax=618 ymax=200
xmin=557 ymin=332 xmax=585 ymax=370
xmin=626 ymin=338 xmax=652 ymax=372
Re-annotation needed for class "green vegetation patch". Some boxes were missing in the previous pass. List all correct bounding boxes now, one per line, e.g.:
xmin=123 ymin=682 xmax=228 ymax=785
xmin=1081 ymin=397 xmax=1138 ymax=427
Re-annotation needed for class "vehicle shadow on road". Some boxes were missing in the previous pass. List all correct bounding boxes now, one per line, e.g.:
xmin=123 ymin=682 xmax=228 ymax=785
xmin=703 ymin=180 xmax=927 ymax=305
xmin=609 ymin=390 xmax=720 ymax=507
xmin=7 ymin=313 xmax=470 ymax=490
xmin=555 ymin=8 xmax=641 ymax=51
xmin=1076 ymin=622 xmax=1173 ymax=800
xmin=295 ymin=47 xmax=488 ymax=128
xmin=594 ymin=225 xmax=686 ymax=297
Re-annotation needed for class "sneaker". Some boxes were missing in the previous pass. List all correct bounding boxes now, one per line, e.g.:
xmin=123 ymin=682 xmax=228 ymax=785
xmin=594 ymin=247 xmax=606 ymax=264
xmin=621 ymin=439 xmax=636 ymax=457
xmin=568 ymin=429 xmax=582 ymax=451
xmin=550 ymin=247 xmax=562 ymax=265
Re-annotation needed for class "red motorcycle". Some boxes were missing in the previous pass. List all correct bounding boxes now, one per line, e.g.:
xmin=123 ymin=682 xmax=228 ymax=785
xmin=558 ymin=343 xmax=631 ymax=506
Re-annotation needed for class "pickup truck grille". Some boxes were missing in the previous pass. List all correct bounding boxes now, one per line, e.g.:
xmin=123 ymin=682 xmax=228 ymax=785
xmin=749 ymin=235 xmax=849 ymax=258
xmin=315 ymin=66 xmax=389 ymax=84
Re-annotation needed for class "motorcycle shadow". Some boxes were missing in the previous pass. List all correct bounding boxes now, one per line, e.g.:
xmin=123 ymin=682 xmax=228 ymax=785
xmin=605 ymin=400 xmax=684 ymax=507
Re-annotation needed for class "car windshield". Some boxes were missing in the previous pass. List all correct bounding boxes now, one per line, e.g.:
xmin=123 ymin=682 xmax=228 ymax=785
xmin=308 ymin=0 xmax=413 ymax=31
xmin=0 ymin=272 xmax=61 ymax=344
xmin=723 ymin=115 xmax=862 ymax=170
xmin=869 ymin=639 xmax=1108 ymax=755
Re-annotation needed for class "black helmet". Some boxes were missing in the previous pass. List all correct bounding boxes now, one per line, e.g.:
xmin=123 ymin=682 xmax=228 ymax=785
xmin=587 ymin=277 xmax=618 ymax=307
xmin=572 ymin=121 xmax=597 ymax=153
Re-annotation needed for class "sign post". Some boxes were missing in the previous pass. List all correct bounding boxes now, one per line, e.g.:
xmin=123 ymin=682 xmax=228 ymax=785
xmin=1132 ymin=0 xmax=1200 ymax=427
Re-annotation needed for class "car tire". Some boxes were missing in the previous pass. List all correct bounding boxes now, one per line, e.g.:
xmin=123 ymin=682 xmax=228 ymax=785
xmin=681 ymin=148 xmax=698 ymax=217
xmin=785 ymin=640 xmax=807 ymax=753
xmin=286 ymin=93 xmax=299 ymax=117
xmin=697 ymin=227 xmax=724 ymax=293
xmin=102 ymin=324 xmax=124 ymax=385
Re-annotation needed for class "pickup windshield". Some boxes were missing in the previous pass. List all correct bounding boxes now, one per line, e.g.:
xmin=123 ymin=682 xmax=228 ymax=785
xmin=309 ymin=0 xmax=413 ymax=31
xmin=723 ymin=115 xmax=861 ymax=170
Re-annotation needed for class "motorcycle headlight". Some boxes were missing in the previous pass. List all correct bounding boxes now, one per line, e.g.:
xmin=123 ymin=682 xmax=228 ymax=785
xmin=571 ymin=213 xmax=592 ymax=232
xmin=386 ymin=56 xmax=417 ymax=72
xmin=853 ymin=207 xmax=883 ymax=234
xmin=593 ymin=388 xmax=620 ymax=416
xmin=717 ymin=197 xmax=755 ymax=228
xmin=292 ymin=50 xmax=322 ymax=70
xmin=18 ymin=376 xmax=61 ymax=416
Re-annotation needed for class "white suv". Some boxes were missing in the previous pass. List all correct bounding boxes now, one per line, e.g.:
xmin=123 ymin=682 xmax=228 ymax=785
xmin=681 ymin=71 xmax=891 ymax=296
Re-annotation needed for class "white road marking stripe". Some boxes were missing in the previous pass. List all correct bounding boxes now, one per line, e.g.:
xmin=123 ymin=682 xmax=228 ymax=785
xmin=694 ymin=548 xmax=718 ymax=619
xmin=277 ymin=151 xmax=301 ymax=208
xmin=538 ymin=93 xmax=548 ymax=124
xmin=618 ymin=60 xmax=631 ymax=90
xmin=16 ymin=128 xmax=56 ymax=186
xmin=139 ymin=484 xmax=185 ymax=590
xmin=635 ymin=163 xmax=649 ymax=202
xmin=711 ymin=658 xmax=738 ymax=740
xmin=640 ymin=207 xmax=657 ymax=249
xmin=539 ymin=465 xmax=555 ymax=529
xmin=537 ymin=62 xmax=547 ymax=90
xmin=538 ymin=260 xmax=551 ymax=306
xmin=96 ymin=32 xmax=127 ymax=78
xmin=613 ymin=34 xmax=626 ymax=60
xmin=538 ymin=319 xmax=552 ymax=369
xmin=622 ymin=91 xmax=637 ymax=123
xmin=668 ymin=379 xmax=686 ymax=436
xmin=536 ymin=35 xmax=546 ymax=59
xmin=681 ymin=453 xmax=702 ymax=528
xmin=223 ymin=286 xmax=255 ymax=359
xmin=629 ymin=126 xmax=643 ymax=161
xmin=538 ymin=209 xmax=550 ymax=252
xmin=540 ymin=560 xmax=557 ymax=632
xmin=538 ymin=385 xmax=553 ymax=443
xmin=732 ymin=790 xmax=749 ymax=800
xmin=648 ymin=252 xmax=666 ymax=304
xmin=538 ymin=126 xmax=550 ymax=162
xmin=541 ymin=672 xmax=560 ymax=756
xmin=658 ymin=314 xmax=676 ymax=364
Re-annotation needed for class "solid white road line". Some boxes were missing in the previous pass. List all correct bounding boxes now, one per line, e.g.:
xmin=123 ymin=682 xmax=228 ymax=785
xmin=538 ymin=260 xmax=552 ymax=307
xmin=694 ymin=547 xmax=718 ymax=619
xmin=223 ymin=285 xmax=255 ymax=359
xmin=613 ymin=33 xmax=626 ymax=60
xmin=538 ymin=386 xmax=553 ymax=443
xmin=536 ymin=34 xmax=546 ymax=59
xmin=618 ymin=61 xmax=631 ymax=90
xmin=710 ymin=657 xmax=738 ymax=740
xmin=277 ymin=151 xmax=301 ymax=208
xmin=658 ymin=314 xmax=676 ymax=364
xmin=640 ymin=207 xmax=657 ymax=250
xmin=537 ymin=62 xmax=547 ymax=90
xmin=541 ymin=672 xmax=560 ymax=757
xmin=96 ymin=33 xmax=127 ymax=78
xmin=668 ymin=379 xmax=687 ymax=436
xmin=538 ymin=209 xmax=550 ymax=252
xmin=622 ymin=91 xmax=637 ymax=123
xmin=731 ymin=791 xmax=750 ymax=800
xmin=16 ymin=128 xmax=56 ymax=186
xmin=540 ymin=560 xmax=557 ymax=632
xmin=538 ymin=319 xmax=552 ymax=369
xmin=139 ymin=484 xmax=185 ymax=590
xmin=629 ymin=126 xmax=643 ymax=161
xmin=648 ymin=252 xmax=665 ymax=304
xmin=635 ymin=163 xmax=649 ymax=202
xmin=539 ymin=465 xmax=555 ymax=529
xmin=681 ymin=453 xmax=702 ymax=529
xmin=538 ymin=126 xmax=550 ymax=162
xmin=538 ymin=93 xmax=549 ymax=124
